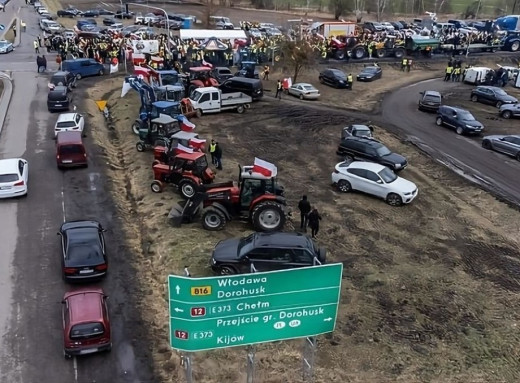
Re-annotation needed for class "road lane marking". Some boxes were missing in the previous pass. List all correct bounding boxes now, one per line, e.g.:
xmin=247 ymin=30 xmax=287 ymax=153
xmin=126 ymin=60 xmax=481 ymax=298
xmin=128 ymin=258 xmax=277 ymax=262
xmin=73 ymin=356 xmax=78 ymax=382
xmin=61 ymin=188 xmax=66 ymax=222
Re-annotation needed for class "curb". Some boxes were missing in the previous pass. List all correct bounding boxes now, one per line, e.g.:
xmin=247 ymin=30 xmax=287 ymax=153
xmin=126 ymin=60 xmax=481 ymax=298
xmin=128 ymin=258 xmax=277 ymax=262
xmin=0 ymin=72 xmax=14 ymax=136
xmin=0 ymin=17 xmax=19 ymax=46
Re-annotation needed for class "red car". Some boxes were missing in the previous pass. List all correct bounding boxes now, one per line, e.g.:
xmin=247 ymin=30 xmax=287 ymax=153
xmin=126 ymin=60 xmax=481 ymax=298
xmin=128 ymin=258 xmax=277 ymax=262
xmin=62 ymin=287 xmax=111 ymax=358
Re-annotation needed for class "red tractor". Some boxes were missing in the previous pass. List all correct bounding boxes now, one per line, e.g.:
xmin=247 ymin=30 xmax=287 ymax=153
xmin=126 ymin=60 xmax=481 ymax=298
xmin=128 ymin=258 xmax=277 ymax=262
xmin=168 ymin=163 xmax=288 ymax=232
xmin=187 ymin=67 xmax=219 ymax=96
xmin=153 ymin=130 xmax=202 ymax=165
xmin=151 ymin=152 xmax=215 ymax=199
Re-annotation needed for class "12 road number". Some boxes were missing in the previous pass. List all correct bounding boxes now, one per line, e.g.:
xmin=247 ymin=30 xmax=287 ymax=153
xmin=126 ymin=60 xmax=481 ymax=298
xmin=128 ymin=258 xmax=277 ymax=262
xmin=191 ymin=286 xmax=212 ymax=296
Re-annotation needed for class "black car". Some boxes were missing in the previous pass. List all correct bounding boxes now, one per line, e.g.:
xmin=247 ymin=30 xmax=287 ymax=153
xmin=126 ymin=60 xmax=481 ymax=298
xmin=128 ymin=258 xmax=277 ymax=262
xmin=357 ymin=66 xmax=382 ymax=82
xmin=436 ymin=105 xmax=484 ymax=135
xmin=471 ymin=86 xmax=518 ymax=107
xmin=418 ymin=90 xmax=442 ymax=112
xmin=341 ymin=124 xmax=374 ymax=140
xmin=57 ymin=8 xmax=78 ymax=18
xmin=336 ymin=136 xmax=408 ymax=171
xmin=50 ymin=71 xmax=77 ymax=90
xmin=482 ymin=134 xmax=520 ymax=161
xmin=319 ymin=68 xmax=348 ymax=88
xmin=102 ymin=17 xmax=117 ymax=26
xmin=96 ymin=8 xmax=115 ymax=16
xmin=115 ymin=10 xmax=134 ymax=19
xmin=363 ymin=21 xmax=383 ymax=32
xmin=47 ymin=85 xmax=72 ymax=112
xmin=121 ymin=25 xmax=139 ymax=36
xmin=211 ymin=67 xmax=234 ymax=83
xmin=58 ymin=220 xmax=108 ymax=282
xmin=210 ymin=232 xmax=326 ymax=275
xmin=81 ymin=9 xmax=100 ymax=17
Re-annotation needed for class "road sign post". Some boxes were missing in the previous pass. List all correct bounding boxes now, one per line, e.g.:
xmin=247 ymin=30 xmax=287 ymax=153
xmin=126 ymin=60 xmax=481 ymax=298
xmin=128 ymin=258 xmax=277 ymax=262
xmin=168 ymin=263 xmax=343 ymax=352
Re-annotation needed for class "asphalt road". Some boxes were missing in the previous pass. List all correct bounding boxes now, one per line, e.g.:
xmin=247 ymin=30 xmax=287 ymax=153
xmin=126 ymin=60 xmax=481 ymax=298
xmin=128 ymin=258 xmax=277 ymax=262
xmin=381 ymin=78 xmax=520 ymax=206
xmin=0 ymin=2 xmax=155 ymax=382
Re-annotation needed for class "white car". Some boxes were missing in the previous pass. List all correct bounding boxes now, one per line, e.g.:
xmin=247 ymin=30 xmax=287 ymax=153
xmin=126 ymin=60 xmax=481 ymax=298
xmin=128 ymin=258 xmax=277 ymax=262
xmin=54 ymin=113 xmax=85 ymax=137
xmin=331 ymin=160 xmax=418 ymax=206
xmin=37 ymin=7 xmax=48 ymax=15
xmin=0 ymin=158 xmax=29 ymax=199
xmin=380 ymin=22 xmax=395 ymax=32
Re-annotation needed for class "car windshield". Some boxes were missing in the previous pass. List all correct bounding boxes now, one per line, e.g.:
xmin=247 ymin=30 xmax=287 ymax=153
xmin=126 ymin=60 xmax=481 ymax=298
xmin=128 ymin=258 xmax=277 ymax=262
xmin=195 ymin=156 xmax=208 ymax=168
xmin=66 ymin=229 xmax=102 ymax=264
xmin=59 ymin=145 xmax=84 ymax=154
xmin=363 ymin=67 xmax=378 ymax=73
xmin=354 ymin=128 xmax=371 ymax=137
xmin=332 ymin=71 xmax=346 ymax=79
xmin=376 ymin=145 xmax=391 ymax=156
xmin=378 ymin=167 xmax=398 ymax=183
xmin=57 ymin=121 xmax=77 ymax=128
xmin=424 ymin=94 xmax=440 ymax=102
xmin=0 ymin=42 xmax=9 ymax=47
xmin=238 ymin=234 xmax=255 ymax=257
xmin=494 ymin=88 xmax=507 ymax=96
xmin=302 ymin=85 xmax=316 ymax=91
xmin=190 ymin=90 xmax=202 ymax=101
xmin=161 ymin=73 xmax=179 ymax=86
xmin=70 ymin=322 xmax=105 ymax=340
xmin=459 ymin=111 xmax=475 ymax=121
xmin=0 ymin=173 xmax=19 ymax=182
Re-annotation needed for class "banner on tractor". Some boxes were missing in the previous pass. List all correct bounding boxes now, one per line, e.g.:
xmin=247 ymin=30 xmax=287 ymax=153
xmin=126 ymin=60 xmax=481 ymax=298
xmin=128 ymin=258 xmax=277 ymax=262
xmin=253 ymin=158 xmax=277 ymax=178
xmin=180 ymin=118 xmax=196 ymax=132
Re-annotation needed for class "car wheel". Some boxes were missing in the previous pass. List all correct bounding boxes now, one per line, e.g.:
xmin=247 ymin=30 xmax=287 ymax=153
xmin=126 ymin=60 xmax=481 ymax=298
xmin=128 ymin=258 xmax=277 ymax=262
xmin=471 ymin=94 xmax=478 ymax=102
xmin=456 ymin=127 xmax=463 ymax=135
xmin=482 ymin=140 xmax=492 ymax=150
xmin=299 ymin=94 xmax=304 ymax=100
xmin=135 ymin=142 xmax=145 ymax=152
xmin=219 ymin=265 xmax=238 ymax=275
xmin=435 ymin=117 xmax=443 ymax=126
xmin=236 ymin=105 xmax=245 ymax=114
xmin=496 ymin=101 xmax=502 ymax=108
xmin=337 ymin=179 xmax=352 ymax=193
xmin=151 ymin=180 xmax=163 ymax=193
xmin=386 ymin=193 xmax=403 ymax=206
xmin=63 ymin=350 xmax=72 ymax=360
xmin=75 ymin=73 xmax=82 ymax=80
xmin=98 ymin=69 xmax=104 ymax=76
xmin=501 ymin=110 xmax=512 ymax=119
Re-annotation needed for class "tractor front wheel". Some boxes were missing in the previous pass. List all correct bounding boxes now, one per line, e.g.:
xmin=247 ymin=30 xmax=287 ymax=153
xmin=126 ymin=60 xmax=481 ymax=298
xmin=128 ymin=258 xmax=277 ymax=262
xmin=202 ymin=207 xmax=227 ymax=231
xmin=251 ymin=201 xmax=285 ymax=232
xmin=151 ymin=180 xmax=163 ymax=193
xmin=178 ymin=179 xmax=197 ymax=199
xmin=136 ymin=141 xmax=145 ymax=152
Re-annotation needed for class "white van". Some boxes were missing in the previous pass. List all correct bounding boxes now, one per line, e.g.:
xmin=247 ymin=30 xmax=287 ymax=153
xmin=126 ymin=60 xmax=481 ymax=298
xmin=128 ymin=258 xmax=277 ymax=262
xmin=464 ymin=67 xmax=492 ymax=85
xmin=209 ymin=16 xmax=234 ymax=30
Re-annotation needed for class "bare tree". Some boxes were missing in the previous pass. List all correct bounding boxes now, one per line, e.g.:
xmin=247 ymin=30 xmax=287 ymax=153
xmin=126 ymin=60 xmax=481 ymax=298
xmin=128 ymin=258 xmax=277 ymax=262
xmin=353 ymin=0 xmax=365 ymax=22
xmin=279 ymin=40 xmax=318 ymax=83
xmin=328 ymin=0 xmax=350 ymax=19
xmin=376 ymin=0 xmax=387 ymax=21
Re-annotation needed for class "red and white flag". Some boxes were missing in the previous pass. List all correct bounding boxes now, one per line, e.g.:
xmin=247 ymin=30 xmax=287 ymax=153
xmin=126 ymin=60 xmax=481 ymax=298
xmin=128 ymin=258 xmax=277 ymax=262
xmin=189 ymin=137 xmax=206 ymax=150
xmin=121 ymin=81 xmax=132 ymax=98
xmin=180 ymin=118 xmax=196 ymax=132
xmin=175 ymin=143 xmax=194 ymax=155
xmin=201 ymin=59 xmax=213 ymax=68
xmin=253 ymin=158 xmax=277 ymax=178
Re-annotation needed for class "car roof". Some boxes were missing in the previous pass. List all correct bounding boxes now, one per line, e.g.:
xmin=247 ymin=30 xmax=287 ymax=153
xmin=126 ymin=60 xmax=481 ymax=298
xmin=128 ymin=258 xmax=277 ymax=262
xmin=253 ymin=232 xmax=311 ymax=248
xmin=424 ymin=90 xmax=441 ymax=96
xmin=53 ymin=71 xmax=70 ymax=77
xmin=349 ymin=124 xmax=371 ymax=130
xmin=61 ymin=220 xmax=102 ymax=232
xmin=51 ymin=85 xmax=68 ymax=93
xmin=64 ymin=288 xmax=105 ymax=323
xmin=57 ymin=113 xmax=79 ymax=122
xmin=477 ymin=85 xmax=499 ymax=90
xmin=442 ymin=105 xmax=469 ymax=113
xmin=0 ymin=158 xmax=24 ymax=173
xmin=56 ymin=131 xmax=82 ymax=144
xmin=293 ymin=83 xmax=313 ymax=87
xmin=345 ymin=160 xmax=386 ymax=172
xmin=343 ymin=136 xmax=383 ymax=147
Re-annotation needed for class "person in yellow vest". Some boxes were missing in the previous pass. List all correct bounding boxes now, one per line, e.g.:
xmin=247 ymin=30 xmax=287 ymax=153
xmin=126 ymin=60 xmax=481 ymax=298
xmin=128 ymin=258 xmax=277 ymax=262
xmin=453 ymin=66 xmax=461 ymax=82
xmin=401 ymin=57 xmax=407 ymax=71
xmin=347 ymin=73 xmax=353 ymax=90
xmin=444 ymin=64 xmax=453 ymax=81
xmin=209 ymin=140 xmax=217 ymax=165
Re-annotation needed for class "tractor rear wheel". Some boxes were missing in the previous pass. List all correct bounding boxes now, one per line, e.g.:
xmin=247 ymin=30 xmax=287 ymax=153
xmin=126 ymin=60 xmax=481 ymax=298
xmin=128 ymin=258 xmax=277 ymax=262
xmin=202 ymin=207 xmax=227 ymax=231
xmin=251 ymin=201 xmax=285 ymax=232
xmin=179 ymin=179 xmax=197 ymax=199
xmin=151 ymin=180 xmax=163 ymax=193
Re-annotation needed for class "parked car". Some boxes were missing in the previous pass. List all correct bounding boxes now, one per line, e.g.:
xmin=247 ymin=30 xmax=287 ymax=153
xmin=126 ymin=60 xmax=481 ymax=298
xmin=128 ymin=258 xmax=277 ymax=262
xmin=211 ymin=67 xmax=234 ymax=83
xmin=61 ymin=58 xmax=104 ymax=79
xmin=363 ymin=21 xmax=384 ymax=32
xmin=57 ymin=9 xmax=77 ymax=17
xmin=331 ymin=160 xmax=418 ymax=206
xmin=62 ymin=29 xmax=77 ymax=39
xmin=357 ymin=65 xmax=382 ymax=82
xmin=336 ymin=136 xmax=408 ymax=172
xmin=61 ymin=287 xmax=111 ymax=358
xmin=121 ymin=25 xmax=139 ymax=36
xmin=436 ymin=105 xmax=484 ymax=135
xmin=0 ymin=158 xmax=28 ymax=199
xmin=390 ymin=21 xmax=404 ymax=30
xmin=248 ymin=28 xmax=263 ymax=38
xmin=102 ymin=17 xmax=117 ymax=26
xmin=96 ymin=8 xmax=114 ymax=16
xmin=50 ymin=70 xmax=77 ymax=90
xmin=380 ymin=22 xmax=395 ymax=31
xmin=54 ymin=113 xmax=85 ymax=137
xmin=81 ymin=9 xmax=100 ymax=18
xmin=499 ymin=103 xmax=520 ymax=119
xmin=287 ymin=83 xmax=320 ymax=100
xmin=418 ymin=90 xmax=442 ymax=112
xmin=58 ymin=220 xmax=108 ymax=281
xmin=0 ymin=40 xmax=14 ymax=54
xmin=471 ymin=85 xmax=518 ymax=107
xmin=210 ymin=232 xmax=326 ymax=275
xmin=319 ymin=68 xmax=348 ymax=88
xmin=56 ymin=131 xmax=88 ymax=168
xmin=36 ymin=6 xmax=48 ymax=15
xmin=341 ymin=124 xmax=374 ymax=140
xmin=115 ymin=10 xmax=134 ymax=19
xmin=47 ymin=85 xmax=73 ymax=112
xmin=40 ymin=19 xmax=61 ymax=33
xmin=481 ymin=134 xmax=520 ymax=161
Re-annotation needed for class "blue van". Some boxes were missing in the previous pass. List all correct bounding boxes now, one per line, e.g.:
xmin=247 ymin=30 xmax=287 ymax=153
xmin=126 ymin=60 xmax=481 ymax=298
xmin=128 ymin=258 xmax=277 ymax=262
xmin=62 ymin=59 xmax=105 ymax=80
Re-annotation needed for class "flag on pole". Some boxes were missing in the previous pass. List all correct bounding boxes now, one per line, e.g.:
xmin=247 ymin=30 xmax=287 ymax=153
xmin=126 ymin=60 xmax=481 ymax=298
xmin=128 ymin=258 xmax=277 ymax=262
xmin=121 ymin=81 xmax=132 ymax=98
xmin=180 ymin=118 xmax=196 ymax=132
xmin=175 ymin=143 xmax=194 ymax=155
xmin=110 ymin=62 xmax=119 ymax=74
xmin=189 ymin=137 xmax=206 ymax=150
xmin=201 ymin=59 xmax=213 ymax=68
xmin=253 ymin=158 xmax=277 ymax=178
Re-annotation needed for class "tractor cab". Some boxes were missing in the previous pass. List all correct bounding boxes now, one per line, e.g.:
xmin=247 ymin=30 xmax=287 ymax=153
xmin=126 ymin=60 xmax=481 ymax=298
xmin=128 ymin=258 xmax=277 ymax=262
xmin=155 ymin=85 xmax=185 ymax=102
xmin=136 ymin=114 xmax=179 ymax=152
xmin=238 ymin=165 xmax=284 ymax=209
xmin=153 ymin=130 xmax=200 ymax=164
xmin=235 ymin=61 xmax=259 ymax=79
xmin=150 ymin=100 xmax=182 ymax=120
xmin=187 ymin=67 xmax=220 ymax=96
xmin=157 ymin=70 xmax=183 ymax=87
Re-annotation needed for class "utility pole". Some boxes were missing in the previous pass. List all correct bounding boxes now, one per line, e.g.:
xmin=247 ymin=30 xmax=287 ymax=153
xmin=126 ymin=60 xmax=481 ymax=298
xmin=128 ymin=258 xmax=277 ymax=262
xmin=513 ymin=0 xmax=518 ymax=14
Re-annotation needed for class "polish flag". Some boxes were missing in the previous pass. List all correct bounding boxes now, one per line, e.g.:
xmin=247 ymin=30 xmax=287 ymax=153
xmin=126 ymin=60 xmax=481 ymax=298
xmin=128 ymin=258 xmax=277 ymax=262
xmin=253 ymin=158 xmax=277 ymax=178
xmin=180 ymin=118 xmax=196 ymax=132
xmin=133 ymin=66 xmax=151 ymax=79
xmin=189 ymin=137 xmax=206 ymax=150
xmin=121 ymin=81 xmax=132 ymax=98
xmin=175 ymin=143 xmax=194 ymax=155
xmin=201 ymin=59 xmax=213 ymax=69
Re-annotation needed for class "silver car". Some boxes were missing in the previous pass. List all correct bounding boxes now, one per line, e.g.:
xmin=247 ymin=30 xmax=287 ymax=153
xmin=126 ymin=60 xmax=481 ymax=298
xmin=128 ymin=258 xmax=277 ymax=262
xmin=287 ymin=83 xmax=320 ymax=100
xmin=482 ymin=134 xmax=520 ymax=161
xmin=499 ymin=103 xmax=520 ymax=119
xmin=0 ymin=40 xmax=14 ymax=54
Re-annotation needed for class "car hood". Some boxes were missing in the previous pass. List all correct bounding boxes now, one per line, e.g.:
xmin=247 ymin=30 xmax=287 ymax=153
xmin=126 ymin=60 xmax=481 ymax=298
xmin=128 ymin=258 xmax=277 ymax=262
xmin=462 ymin=119 xmax=483 ymax=127
xmin=500 ymin=103 xmax=518 ymax=111
xmin=358 ymin=72 xmax=376 ymax=77
xmin=212 ymin=238 xmax=240 ymax=261
xmin=499 ymin=95 xmax=518 ymax=103
xmin=483 ymin=134 xmax=506 ymax=140
xmin=381 ymin=152 xmax=407 ymax=165
xmin=389 ymin=177 xmax=417 ymax=193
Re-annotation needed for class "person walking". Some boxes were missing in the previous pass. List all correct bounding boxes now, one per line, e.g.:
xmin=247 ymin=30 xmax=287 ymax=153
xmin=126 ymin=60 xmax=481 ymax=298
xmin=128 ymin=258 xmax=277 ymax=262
xmin=208 ymin=139 xmax=217 ymax=165
xmin=275 ymin=79 xmax=282 ymax=99
xmin=34 ymin=40 xmax=40 ymax=54
xmin=347 ymin=73 xmax=353 ymax=90
xmin=307 ymin=208 xmax=322 ymax=239
xmin=298 ymin=195 xmax=311 ymax=232
xmin=214 ymin=142 xmax=222 ymax=170
xmin=263 ymin=64 xmax=270 ymax=80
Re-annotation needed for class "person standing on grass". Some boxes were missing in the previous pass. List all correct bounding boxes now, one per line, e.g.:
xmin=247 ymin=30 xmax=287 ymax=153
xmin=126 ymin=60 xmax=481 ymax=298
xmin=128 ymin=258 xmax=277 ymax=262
xmin=209 ymin=139 xmax=217 ymax=165
xmin=298 ymin=195 xmax=311 ymax=232
xmin=307 ymin=208 xmax=322 ymax=239
xmin=214 ymin=142 xmax=223 ymax=170
xmin=275 ymin=79 xmax=282 ymax=99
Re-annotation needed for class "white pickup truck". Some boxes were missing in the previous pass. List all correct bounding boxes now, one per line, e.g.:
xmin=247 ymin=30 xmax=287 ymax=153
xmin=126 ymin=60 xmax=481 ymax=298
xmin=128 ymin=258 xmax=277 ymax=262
xmin=189 ymin=87 xmax=252 ymax=116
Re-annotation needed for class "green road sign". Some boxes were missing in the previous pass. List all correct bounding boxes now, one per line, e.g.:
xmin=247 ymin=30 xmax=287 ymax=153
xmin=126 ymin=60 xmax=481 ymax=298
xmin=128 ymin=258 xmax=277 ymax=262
xmin=168 ymin=263 xmax=343 ymax=352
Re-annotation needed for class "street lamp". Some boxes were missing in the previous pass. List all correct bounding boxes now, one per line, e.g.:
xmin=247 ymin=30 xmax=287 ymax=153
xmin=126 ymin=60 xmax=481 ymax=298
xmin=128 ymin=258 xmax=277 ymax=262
xmin=123 ymin=1 xmax=171 ymax=49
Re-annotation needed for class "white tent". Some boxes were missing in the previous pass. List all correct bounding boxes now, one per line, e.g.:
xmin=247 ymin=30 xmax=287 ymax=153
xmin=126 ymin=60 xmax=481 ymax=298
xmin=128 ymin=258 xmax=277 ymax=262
xmin=179 ymin=29 xmax=247 ymax=40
